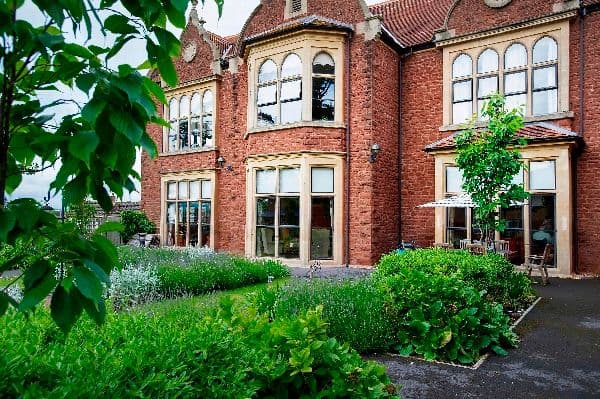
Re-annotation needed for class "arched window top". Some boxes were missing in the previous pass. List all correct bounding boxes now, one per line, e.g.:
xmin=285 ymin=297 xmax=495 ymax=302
xmin=452 ymin=54 xmax=472 ymax=79
xmin=533 ymin=36 xmax=558 ymax=64
xmin=258 ymin=59 xmax=277 ymax=83
xmin=203 ymin=90 xmax=213 ymax=113
xmin=179 ymin=95 xmax=190 ymax=117
xmin=504 ymin=43 xmax=528 ymax=69
xmin=313 ymin=52 xmax=335 ymax=75
xmin=281 ymin=53 xmax=302 ymax=79
xmin=477 ymin=48 xmax=499 ymax=74
xmin=191 ymin=93 xmax=201 ymax=115
xmin=169 ymin=98 xmax=178 ymax=120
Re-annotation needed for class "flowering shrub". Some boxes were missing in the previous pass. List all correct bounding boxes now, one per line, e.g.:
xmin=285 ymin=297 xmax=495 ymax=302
xmin=109 ymin=264 xmax=162 ymax=311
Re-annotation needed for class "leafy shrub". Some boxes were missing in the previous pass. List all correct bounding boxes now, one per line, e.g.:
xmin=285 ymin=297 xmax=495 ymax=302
xmin=380 ymin=267 xmax=517 ymax=364
xmin=255 ymin=279 xmax=395 ymax=354
xmin=0 ymin=299 xmax=399 ymax=398
xmin=120 ymin=210 xmax=156 ymax=243
xmin=376 ymin=249 xmax=534 ymax=310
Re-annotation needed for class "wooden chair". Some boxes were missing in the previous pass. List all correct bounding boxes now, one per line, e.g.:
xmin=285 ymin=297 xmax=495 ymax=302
xmin=524 ymin=243 xmax=552 ymax=285
xmin=466 ymin=243 xmax=486 ymax=255
xmin=433 ymin=242 xmax=452 ymax=250
xmin=459 ymin=239 xmax=471 ymax=250
xmin=494 ymin=240 xmax=510 ymax=259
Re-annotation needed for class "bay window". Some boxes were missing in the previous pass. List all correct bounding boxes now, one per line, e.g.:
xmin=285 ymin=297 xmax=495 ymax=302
xmin=164 ymin=87 xmax=215 ymax=152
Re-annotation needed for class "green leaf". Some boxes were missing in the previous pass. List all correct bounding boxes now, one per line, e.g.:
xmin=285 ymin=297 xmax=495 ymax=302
xmin=83 ymin=258 xmax=110 ymax=284
xmin=19 ymin=272 xmax=56 ymax=311
xmin=156 ymin=53 xmax=177 ymax=87
xmin=140 ymin=132 xmax=158 ymax=159
xmin=75 ymin=73 xmax=97 ymax=94
xmin=24 ymin=259 xmax=51 ymax=290
xmin=142 ymin=76 xmax=167 ymax=104
xmin=95 ymin=221 xmax=123 ymax=234
xmin=109 ymin=110 xmax=143 ymax=143
xmin=81 ymin=97 xmax=106 ymax=124
xmin=62 ymin=43 xmax=94 ymax=59
xmin=104 ymin=14 xmax=138 ymax=34
xmin=81 ymin=295 xmax=106 ymax=325
xmin=51 ymin=284 xmax=83 ymax=333
xmin=73 ymin=266 xmax=103 ymax=302
xmin=0 ymin=209 xmax=17 ymax=242
xmin=0 ymin=292 xmax=9 ymax=316
xmin=491 ymin=345 xmax=508 ymax=356
xmin=68 ymin=130 xmax=99 ymax=167
xmin=439 ymin=330 xmax=453 ymax=348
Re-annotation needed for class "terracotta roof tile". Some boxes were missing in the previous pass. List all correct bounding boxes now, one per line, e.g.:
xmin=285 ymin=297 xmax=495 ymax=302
xmin=369 ymin=0 xmax=454 ymax=47
xmin=425 ymin=122 xmax=581 ymax=152
xmin=583 ymin=0 xmax=600 ymax=6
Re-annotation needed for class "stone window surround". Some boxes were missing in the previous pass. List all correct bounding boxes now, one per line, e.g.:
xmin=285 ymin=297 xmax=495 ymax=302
xmin=246 ymin=31 xmax=346 ymax=134
xmin=245 ymin=152 xmax=344 ymax=266
xmin=161 ymin=80 xmax=218 ymax=155
xmin=160 ymin=170 xmax=216 ymax=249
xmin=432 ymin=144 xmax=574 ymax=276
xmin=441 ymin=20 xmax=570 ymax=129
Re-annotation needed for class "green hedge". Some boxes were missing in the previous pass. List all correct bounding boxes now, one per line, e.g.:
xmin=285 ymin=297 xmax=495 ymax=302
xmin=0 ymin=300 xmax=399 ymax=398
xmin=255 ymin=279 xmax=396 ymax=354
xmin=375 ymin=249 xmax=535 ymax=310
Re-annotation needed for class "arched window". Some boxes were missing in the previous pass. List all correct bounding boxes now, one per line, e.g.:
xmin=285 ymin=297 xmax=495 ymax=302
xmin=452 ymin=54 xmax=473 ymax=124
xmin=477 ymin=49 xmax=499 ymax=117
xmin=257 ymin=59 xmax=278 ymax=126
xmin=202 ymin=90 xmax=214 ymax=147
xmin=168 ymin=98 xmax=178 ymax=152
xmin=281 ymin=53 xmax=302 ymax=124
xmin=504 ymin=43 xmax=528 ymax=114
xmin=312 ymin=52 xmax=335 ymax=121
xmin=190 ymin=93 xmax=201 ymax=148
xmin=178 ymin=95 xmax=190 ymax=150
xmin=532 ymin=37 xmax=558 ymax=115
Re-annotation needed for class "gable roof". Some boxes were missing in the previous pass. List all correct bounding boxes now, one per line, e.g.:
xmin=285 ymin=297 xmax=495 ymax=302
xmin=369 ymin=0 xmax=454 ymax=47
xmin=425 ymin=122 xmax=581 ymax=152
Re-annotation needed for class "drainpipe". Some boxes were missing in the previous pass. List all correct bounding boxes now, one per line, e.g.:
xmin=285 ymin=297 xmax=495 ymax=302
xmin=397 ymin=54 xmax=403 ymax=246
xmin=345 ymin=34 xmax=352 ymax=268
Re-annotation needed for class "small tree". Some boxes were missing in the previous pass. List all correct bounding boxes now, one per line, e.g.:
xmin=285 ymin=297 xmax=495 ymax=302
xmin=120 ymin=210 xmax=156 ymax=243
xmin=455 ymin=94 xmax=530 ymax=246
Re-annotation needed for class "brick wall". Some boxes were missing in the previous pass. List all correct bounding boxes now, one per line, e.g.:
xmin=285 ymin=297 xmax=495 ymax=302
xmin=399 ymin=48 xmax=444 ymax=248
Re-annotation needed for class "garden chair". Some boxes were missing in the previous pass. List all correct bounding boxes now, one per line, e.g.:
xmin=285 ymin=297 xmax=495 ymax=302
xmin=433 ymin=242 xmax=452 ymax=249
xmin=494 ymin=240 xmax=510 ymax=259
xmin=466 ymin=243 xmax=486 ymax=255
xmin=524 ymin=243 xmax=551 ymax=285
xmin=459 ymin=239 xmax=470 ymax=250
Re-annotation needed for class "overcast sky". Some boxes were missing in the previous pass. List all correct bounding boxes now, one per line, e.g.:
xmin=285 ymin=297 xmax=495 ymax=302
xmin=13 ymin=0 xmax=382 ymax=209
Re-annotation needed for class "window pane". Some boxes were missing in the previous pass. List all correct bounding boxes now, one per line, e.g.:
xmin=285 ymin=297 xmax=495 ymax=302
xmin=504 ymin=43 xmax=527 ymax=69
xmin=177 ymin=202 xmax=187 ymax=246
xmin=190 ymin=116 xmax=201 ymax=148
xmin=191 ymin=93 xmax=201 ymax=115
xmin=311 ymin=197 xmax=333 ymax=259
xmin=279 ymin=168 xmax=300 ymax=193
xmin=313 ymin=52 xmax=335 ymax=74
xmin=179 ymin=120 xmax=189 ymax=150
xmin=500 ymin=206 xmax=525 ymax=265
xmin=477 ymin=49 xmax=499 ymax=73
xmin=281 ymin=101 xmax=302 ymax=124
xmin=168 ymin=125 xmax=177 ymax=152
xmin=453 ymin=80 xmax=472 ymax=102
xmin=258 ymin=104 xmax=278 ymax=126
xmin=201 ymin=202 xmax=211 ymax=247
xmin=256 ymin=169 xmax=276 ymax=194
xmin=281 ymin=53 xmax=302 ymax=78
xmin=533 ymin=37 xmax=558 ymax=64
xmin=530 ymin=160 xmax=556 ymax=190
xmin=201 ymin=201 xmax=211 ymax=225
xmin=189 ymin=202 xmax=199 ymax=247
xmin=169 ymin=98 xmax=178 ymax=120
xmin=190 ymin=181 xmax=200 ymax=200
xmin=505 ymin=93 xmax=527 ymax=114
xmin=279 ymin=227 xmax=300 ymax=258
xmin=167 ymin=182 xmax=177 ymax=200
xmin=446 ymin=166 xmax=463 ymax=193
xmin=505 ymin=71 xmax=526 ymax=94
xmin=453 ymin=101 xmax=472 ymax=124
xmin=256 ymin=197 xmax=275 ymax=225
xmin=257 ymin=84 xmax=277 ymax=106
xmin=532 ymin=89 xmax=558 ymax=115
xmin=256 ymin=227 xmax=275 ymax=257
xmin=179 ymin=95 xmax=189 ymax=117
xmin=452 ymin=54 xmax=472 ymax=78
xmin=178 ymin=181 xmax=188 ymax=200
xmin=478 ymin=75 xmax=498 ymax=98
xmin=530 ymin=194 xmax=556 ymax=266
xmin=511 ymin=166 xmax=525 ymax=185
xmin=279 ymin=197 xmax=300 ymax=226
xmin=166 ymin=202 xmax=176 ymax=246
xmin=258 ymin=59 xmax=277 ymax=82
xmin=281 ymin=79 xmax=301 ymax=101
xmin=312 ymin=167 xmax=334 ymax=193
xmin=203 ymin=90 xmax=213 ymax=113
xmin=201 ymin=180 xmax=212 ymax=199
xmin=447 ymin=207 xmax=466 ymax=228
xmin=202 ymin=115 xmax=213 ymax=147
xmin=533 ymin=66 xmax=557 ymax=89
xmin=313 ymin=77 xmax=335 ymax=121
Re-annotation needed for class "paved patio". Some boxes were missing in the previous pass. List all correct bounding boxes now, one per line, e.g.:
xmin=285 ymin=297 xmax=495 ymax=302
xmin=370 ymin=278 xmax=600 ymax=399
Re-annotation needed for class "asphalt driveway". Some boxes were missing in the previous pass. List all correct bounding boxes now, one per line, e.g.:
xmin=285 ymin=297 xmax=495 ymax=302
xmin=372 ymin=278 xmax=600 ymax=399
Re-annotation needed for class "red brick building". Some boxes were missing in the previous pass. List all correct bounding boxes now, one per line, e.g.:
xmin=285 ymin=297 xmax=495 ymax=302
xmin=142 ymin=0 xmax=600 ymax=276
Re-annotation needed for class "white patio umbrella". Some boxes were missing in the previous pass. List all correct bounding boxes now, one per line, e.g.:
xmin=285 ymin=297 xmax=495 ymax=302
xmin=418 ymin=194 xmax=476 ymax=208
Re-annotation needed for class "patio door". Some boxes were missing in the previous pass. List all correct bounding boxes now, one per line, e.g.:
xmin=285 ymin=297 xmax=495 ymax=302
xmin=500 ymin=206 xmax=525 ymax=265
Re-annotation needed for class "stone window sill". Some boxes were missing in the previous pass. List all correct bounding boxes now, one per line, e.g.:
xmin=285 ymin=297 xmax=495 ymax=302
xmin=159 ymin=147 xmax=218 ymax=157
xmin=439 ymin=111 xmax=575 ymax=132
xmin=246 ymin=121 xmax=346 ymax=137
